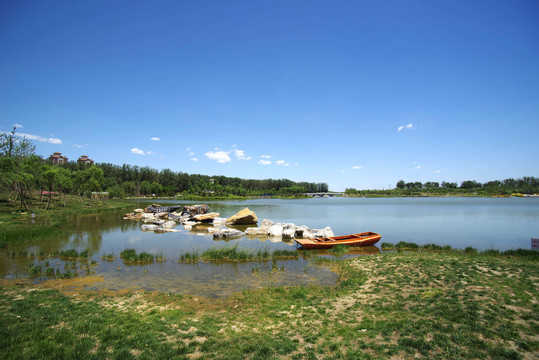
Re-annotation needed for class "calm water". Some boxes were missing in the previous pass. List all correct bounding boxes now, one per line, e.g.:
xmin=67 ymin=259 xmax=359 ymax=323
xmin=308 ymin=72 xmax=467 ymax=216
xmin=1 ymin=197 xmax=537 ymax=297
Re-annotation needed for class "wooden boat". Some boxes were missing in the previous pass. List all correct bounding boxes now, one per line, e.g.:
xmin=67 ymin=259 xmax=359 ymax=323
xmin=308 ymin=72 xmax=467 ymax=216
xmin=295 ymin=231 xmax=381 ymax=249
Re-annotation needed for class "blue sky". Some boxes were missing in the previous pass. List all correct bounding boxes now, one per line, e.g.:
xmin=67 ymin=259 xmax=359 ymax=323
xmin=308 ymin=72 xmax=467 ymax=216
xmin=1 ymin=0 xmax=538 ymax=191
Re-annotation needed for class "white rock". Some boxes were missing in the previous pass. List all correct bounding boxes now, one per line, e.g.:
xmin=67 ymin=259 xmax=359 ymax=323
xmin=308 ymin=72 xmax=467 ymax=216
xmin=213 ymin=228 xmax=244 ymax=239
xmin=260 ymin=219 xmax=274 ymax=227
xmin=156 ymin=212 xmax=169 ymax=219
xmin=323 ymin=227 xmax=335 ymax=237
xmin=282 ymin=228 xmax=296 ymax=239
xmin=245 ymin=227 xmax=259 ymax=236
xmin=141 ymin=224 xmax=159 ymax=231
xmin=256 ymin=226 xmax=270 ymax=235
xmin=269 ymin=224 xmax=284 ymax=237
xmin=314 ymin=227 xmax=334 ymax=238
xmin=213 ymin=217 xmax=227 ymax=225
xmin=134 ymin=208 xmax=144 ymax=213
xmin=161 ymin=221 xmax=177 ymax=229
xmin=295 ymin=225 xmax=311 ymax=237
xmin=142 ymin=213 xmax=158 ymax=222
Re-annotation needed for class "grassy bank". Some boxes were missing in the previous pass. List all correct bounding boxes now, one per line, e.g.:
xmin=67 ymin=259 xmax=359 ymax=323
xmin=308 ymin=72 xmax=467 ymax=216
xmin=1 ymin=249 xmax=537 ymax=359
xmin=0 ymin=195 xmax=133 ymax=248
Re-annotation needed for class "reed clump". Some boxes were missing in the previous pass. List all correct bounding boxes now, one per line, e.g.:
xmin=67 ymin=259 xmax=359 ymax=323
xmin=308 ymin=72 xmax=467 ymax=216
xmin=120 ymin=248 xmax=155 ymax=263
xmin=178 ymin=246 xmax=300 ymax=263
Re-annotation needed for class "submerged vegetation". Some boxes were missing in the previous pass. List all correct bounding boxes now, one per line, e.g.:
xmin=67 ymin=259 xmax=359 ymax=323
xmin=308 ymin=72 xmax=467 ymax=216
xmin=120 ymin=248 xmax=155 ymax=263
xmin=178 ymin=245 xmax=299 ymax=263
xmin=1 ymin=248 xmax=537 ymax=359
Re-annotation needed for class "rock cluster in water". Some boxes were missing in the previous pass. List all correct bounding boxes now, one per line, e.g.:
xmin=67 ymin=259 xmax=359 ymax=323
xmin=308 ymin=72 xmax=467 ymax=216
xmin=123 ymin=205 xmax=334 ymax=241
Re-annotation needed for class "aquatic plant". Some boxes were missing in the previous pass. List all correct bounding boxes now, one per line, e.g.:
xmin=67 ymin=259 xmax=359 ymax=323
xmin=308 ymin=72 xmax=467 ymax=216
xmin=59 ymin=249 xmax=80 ymax=259
xmin=27 ymin=264 xmax=42 ymax=278
xmin=179 ymin=251 xmax=200 ymax=263
xmin=120 ymin=248 xmax=154 ymax=263
xmin=272 ymin=249 xmax=299 ymax=258
xmin=101 ymin=253 xmax=115 ymax=261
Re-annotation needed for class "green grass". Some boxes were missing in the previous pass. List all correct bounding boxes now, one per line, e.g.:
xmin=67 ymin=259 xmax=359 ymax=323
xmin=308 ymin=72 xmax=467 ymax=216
xmin=1 ymin=249 xmax=538 ymax=359
xmin=120 ymin=248 xmax=155 ymax=263
xmin=178 ymin=246 xmax=300 ymax=263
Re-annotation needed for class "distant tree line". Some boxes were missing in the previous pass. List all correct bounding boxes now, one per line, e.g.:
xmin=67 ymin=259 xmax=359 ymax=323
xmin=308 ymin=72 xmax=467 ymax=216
xmin=0 ymin=129 xmax=328 ymax=209
xmin=345 ymin=177 xmax=539 ymax=197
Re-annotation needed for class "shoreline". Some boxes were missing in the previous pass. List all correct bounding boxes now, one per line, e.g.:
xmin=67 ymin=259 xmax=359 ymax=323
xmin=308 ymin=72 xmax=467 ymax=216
xmin=1 ymin=249 xmax=537 ymax=358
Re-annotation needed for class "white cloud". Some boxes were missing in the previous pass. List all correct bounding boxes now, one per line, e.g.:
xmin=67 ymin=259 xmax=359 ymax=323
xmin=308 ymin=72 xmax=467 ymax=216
xmin=260 ymin=155 xmax=271 ymax=159
xmin=186 ymin=147 xmax=192 ymax=151
xmin=340 ymin=170 xmax=347 ymax=173
xmin=190 ymin=157 xmax=199 ymax=162
xmin=48 ymin=138 xmax=62 ymax=145
xmin=188 ymin=152 xmax=195 ymax=156
xmin=150 ymin=137 xmax=160 ymax=141
xmin=205 ymin=150 xmax=231 ymax=163
xmin=258 ymin=160 xmax=272 ymax=165
xmin=146 ymin=151 xmax=157 ymax=155
xmin=398 ymin=123 xmax=414 ymax=132
xmin=15 ymin=132 xmax=63 ymax=145
xmin=352 ymin=166 xmax=363 ymax=170
xmin=131 ymin=147 xmax=145 ymax=155
xmin=415 ymin=165 xmax=425 ymax=169
xmin=233 ymin=148 xmax=252 ymax=161
xmin=275 ymin=160 xmax=290 ymax=166
xmin=74 ymin=144 xmax=86 ymax=149
xmin=14 ymin=123 xmax=23 ymax=128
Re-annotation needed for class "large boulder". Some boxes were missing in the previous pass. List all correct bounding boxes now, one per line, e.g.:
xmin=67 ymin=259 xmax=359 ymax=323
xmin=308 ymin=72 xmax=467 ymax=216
xmin=193 ymin=212 xmax=220 ymax=222
xmin=226 ymin=208 xmax=258 ymax=225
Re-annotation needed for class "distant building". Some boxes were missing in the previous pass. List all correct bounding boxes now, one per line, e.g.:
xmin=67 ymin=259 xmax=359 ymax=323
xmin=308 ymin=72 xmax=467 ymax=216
xmin=77 ymin=155 xmax=94 ymax=165
xmin=49 ymin=152 xmax=68 ymax=165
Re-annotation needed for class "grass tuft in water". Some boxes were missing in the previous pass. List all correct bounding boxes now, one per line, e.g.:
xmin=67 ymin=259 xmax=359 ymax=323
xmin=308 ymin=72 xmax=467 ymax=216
xmin=120 ymin=248 xmax=154 ymax=263
xmin=179 ymin=246 xmax=300 ymax=263
xmin=101 ymin=253 xmax=116 ymax=261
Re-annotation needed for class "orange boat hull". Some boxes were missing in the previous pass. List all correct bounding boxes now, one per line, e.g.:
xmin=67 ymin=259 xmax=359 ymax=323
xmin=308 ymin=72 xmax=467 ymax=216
xmin=295 ymin=232 xmax=381 ymax=249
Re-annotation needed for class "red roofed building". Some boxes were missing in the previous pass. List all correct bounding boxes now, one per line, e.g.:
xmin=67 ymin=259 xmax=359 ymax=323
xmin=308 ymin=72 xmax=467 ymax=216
xmin=77 ymin=155 xmax=94 ymax=165
xmin=49 ymin=152 xmax=68 ymax=165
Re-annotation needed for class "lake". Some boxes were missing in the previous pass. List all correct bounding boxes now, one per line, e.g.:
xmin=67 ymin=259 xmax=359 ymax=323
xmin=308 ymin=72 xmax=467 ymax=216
xmin=1 ymin=197 xmax=537 ymax=297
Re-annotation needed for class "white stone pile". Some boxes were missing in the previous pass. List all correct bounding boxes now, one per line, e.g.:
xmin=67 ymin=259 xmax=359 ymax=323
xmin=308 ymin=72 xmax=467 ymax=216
xmin=244 ymin=219 xmax=334 ymax=240
xmin=123 ymin=206 xmax=335 ymax=241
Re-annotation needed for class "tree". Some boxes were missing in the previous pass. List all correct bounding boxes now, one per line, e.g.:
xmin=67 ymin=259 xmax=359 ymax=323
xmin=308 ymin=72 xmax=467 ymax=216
xmin=396 ymin=180 xmax=406 ymax=189
xmin=460 ymin=180 xmax=481 ymax=189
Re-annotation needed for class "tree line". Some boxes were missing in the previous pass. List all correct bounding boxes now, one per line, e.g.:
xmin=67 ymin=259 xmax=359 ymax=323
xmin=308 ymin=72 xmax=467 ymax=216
xmin=0 ymin=129 xmax=328 ymax=209
xmin=345 ymin=177 xmax=539 ymax=196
